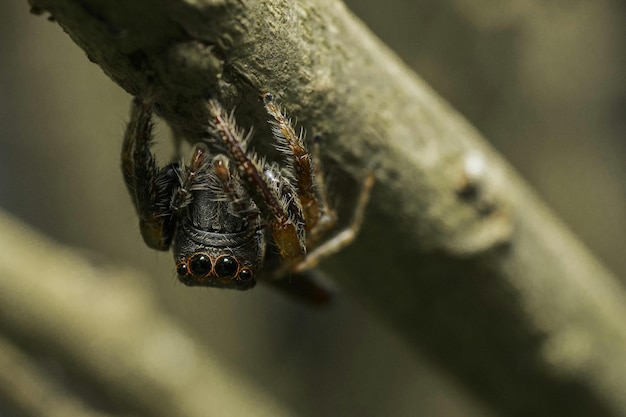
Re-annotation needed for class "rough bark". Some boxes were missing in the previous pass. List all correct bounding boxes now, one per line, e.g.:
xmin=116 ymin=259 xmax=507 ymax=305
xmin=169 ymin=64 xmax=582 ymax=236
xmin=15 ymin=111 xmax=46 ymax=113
xmin=23 ymin=0 xmax=626 ymax=416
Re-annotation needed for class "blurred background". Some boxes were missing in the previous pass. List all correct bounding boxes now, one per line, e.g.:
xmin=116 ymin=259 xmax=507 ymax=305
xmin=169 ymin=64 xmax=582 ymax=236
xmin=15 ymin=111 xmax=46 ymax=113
xmin=0 ymin=0 xmax=624 ymax=416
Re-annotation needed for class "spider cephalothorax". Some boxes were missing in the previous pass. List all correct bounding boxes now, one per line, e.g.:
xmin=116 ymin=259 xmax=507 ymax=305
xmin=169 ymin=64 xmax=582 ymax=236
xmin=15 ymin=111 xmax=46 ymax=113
xmin=122 ymin=92 xmax=374 ymax=298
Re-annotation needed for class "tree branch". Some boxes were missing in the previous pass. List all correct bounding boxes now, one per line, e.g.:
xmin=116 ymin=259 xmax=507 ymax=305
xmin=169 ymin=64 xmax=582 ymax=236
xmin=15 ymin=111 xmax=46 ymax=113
xmin=26 ymin=0 xmax=626 ymax=416
xmin=0 ymin=334 xmax=116 ymax=417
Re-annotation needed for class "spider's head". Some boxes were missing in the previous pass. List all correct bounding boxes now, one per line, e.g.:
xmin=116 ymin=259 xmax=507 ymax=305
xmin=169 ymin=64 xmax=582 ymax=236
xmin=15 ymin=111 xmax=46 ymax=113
xmin=172 ymin=223 xmax=266 ymax=290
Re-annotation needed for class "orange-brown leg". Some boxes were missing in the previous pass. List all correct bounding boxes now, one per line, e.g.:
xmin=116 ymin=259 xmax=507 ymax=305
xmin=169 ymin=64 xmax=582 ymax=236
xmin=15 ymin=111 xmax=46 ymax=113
xmin=294 ymin=170 xmax=375 ymax=273
xmin=207 ymin=99 xmax=306 ymax=263
xmin=304 ymin=135 xmax=338 ymax=246
xmin=263 ymin=93 xmax=322 ymax=229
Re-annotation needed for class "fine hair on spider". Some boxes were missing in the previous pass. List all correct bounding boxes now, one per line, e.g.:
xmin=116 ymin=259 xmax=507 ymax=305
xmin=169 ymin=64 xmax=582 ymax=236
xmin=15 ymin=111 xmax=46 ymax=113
xmin=121 ymin=91 xmax=375 ymax=302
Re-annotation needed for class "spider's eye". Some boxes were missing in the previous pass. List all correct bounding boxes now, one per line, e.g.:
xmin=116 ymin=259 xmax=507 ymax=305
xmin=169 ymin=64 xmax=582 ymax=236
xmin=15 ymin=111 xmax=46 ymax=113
xmin=238 ymin=268 xmax=253 ymax=283
xmin=189 ymin=253 xmax=212 ymax=277
xmin=176 ymin=262 xmax=189 ymax=277
xmin=215 ymin=255 xmax=238 ymax=279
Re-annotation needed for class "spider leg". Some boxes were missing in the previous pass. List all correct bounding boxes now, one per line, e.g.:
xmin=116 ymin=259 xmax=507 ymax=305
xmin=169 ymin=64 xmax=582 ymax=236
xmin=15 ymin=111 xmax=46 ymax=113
xmin=169 ymin=143 xmax=210 ymax=215
xmin=211 ymin=155 xmax=257 ymax=219
xmin=206 ymin=99 xmax=306 ymax=263
xmin=121 ymin=96 xmax=180 ymax=250
xmin=263 ymin=94 xmax=341 ymax=247
xmin=293 ymin=170 xmax=375 ymax=273
xmin=262 ymin=94 xmax=325 ymax=229
xmin=304 ymin=134 xmax=339 ymax=245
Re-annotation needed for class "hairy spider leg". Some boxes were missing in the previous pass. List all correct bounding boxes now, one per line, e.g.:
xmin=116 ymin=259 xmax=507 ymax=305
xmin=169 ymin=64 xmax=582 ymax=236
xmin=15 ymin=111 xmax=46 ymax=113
xmin=292 ymin=169 xmax=375 ymax=273
xmin=305 ymin=135 xmax=339 ymax=245
xmin=262 ymin=93 xmax=321 ymax=229
xmin=211 ymin=156 xmax=248 ymax=215
xmin=262 ymin=94 xmax=340 ymax=248
xmin=121 ymin=97 xmax=180 ymax=250
xmin=168 ymin=143 xmax=209 ymax=215
xmin=212 ymin=156 xmax=267 ymax=230
xmin=206 ymin=100 xmax=306 ymax=262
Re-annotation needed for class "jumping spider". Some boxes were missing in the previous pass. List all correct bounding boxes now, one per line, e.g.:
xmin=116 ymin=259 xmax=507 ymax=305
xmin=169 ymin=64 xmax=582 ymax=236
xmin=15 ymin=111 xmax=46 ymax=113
xmin=122 ymin=92 xmax=374 ymax=300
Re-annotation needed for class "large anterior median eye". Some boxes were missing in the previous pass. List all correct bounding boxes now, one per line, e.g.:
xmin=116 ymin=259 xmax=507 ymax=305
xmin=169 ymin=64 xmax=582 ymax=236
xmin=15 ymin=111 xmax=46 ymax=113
xmin=189 ymin=253 xmax=212 ymax=277
xmin=215 ymin=255 xmax=238 ymax=279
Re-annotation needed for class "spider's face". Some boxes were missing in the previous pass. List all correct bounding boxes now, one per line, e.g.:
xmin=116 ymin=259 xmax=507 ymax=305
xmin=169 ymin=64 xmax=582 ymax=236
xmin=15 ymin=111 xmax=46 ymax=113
xmin=173 ymin=223 xmax=266 ymax=290
xmin=175 ymin=251 xmax=257 ymax=289
xmin=170 ymin=163 xmax=267 ymax=290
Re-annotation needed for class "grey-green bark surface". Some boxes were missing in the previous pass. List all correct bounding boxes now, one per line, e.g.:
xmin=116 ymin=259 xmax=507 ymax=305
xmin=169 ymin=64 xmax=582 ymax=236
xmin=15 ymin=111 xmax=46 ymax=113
xmin=23 ymin=0 xmax=626 ymax=416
